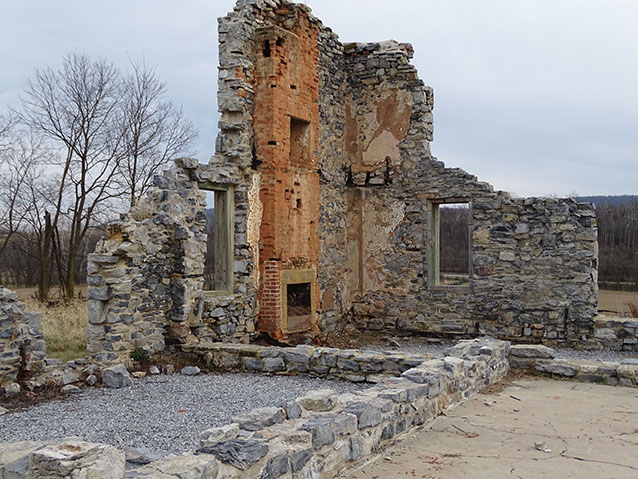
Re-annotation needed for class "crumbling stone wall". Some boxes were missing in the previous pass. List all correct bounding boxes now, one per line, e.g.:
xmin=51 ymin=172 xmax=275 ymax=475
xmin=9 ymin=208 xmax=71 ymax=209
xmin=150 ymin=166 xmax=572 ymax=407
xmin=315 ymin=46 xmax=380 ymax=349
xmin=87 ymin=159 xmax=258 ymax=362
xmin=341 ymin=41 xmax=598 ymax=345
xmin=0 ymin=287 xmax=46 ymax=390
xmin=85 ymin=0 xmax=598 ymax=362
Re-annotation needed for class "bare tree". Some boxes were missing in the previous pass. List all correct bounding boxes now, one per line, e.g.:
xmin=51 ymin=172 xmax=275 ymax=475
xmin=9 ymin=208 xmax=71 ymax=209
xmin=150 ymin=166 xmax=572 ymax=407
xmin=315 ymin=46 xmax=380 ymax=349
xmin=0 ymin=129 xmax=49 ymax=260
xmin=6 ymin=52 xmax=198 ymax=300
xmin=20 ymin=52 xmax=126 ymax=300
xmin=118 ymin=60 xmax=197 ymax=205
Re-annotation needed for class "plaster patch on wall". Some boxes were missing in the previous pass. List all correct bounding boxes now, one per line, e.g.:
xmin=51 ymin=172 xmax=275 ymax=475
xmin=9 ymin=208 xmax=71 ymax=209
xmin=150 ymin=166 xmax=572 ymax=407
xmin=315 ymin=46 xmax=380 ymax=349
xmin=345 ymin=85 xmax=413 ymax=173
xmin=247 ymin=172 xmax=263 ymax=285
xmin=362 ymin=195 xmax=406 ymax=292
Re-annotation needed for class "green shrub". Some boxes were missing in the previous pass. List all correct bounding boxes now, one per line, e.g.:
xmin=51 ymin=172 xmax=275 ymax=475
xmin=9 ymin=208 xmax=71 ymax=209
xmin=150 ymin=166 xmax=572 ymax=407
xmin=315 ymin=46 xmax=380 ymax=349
xmin=130 ymin=347 xmax=150 ymax=362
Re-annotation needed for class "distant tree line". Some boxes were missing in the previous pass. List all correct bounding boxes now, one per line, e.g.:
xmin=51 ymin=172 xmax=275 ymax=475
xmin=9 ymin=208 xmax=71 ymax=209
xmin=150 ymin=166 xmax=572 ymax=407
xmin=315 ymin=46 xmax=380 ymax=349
xmin=0 ymin=53 xmax=197 ymax=302
xmin=596 ymin=201 xmax=638 ymax=289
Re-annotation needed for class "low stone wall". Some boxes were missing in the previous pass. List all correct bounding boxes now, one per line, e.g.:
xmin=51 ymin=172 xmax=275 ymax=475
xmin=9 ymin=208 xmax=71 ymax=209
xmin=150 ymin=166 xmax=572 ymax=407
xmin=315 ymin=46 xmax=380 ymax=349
xmin=1 ymin=337 xmax=510 ymax=478
xmin=182 ymin=342 xmax=433 ymax=383
xmin=592 ymin=316 xmax=638 ymax=353
xmin=0 ymin=288 xmax=46 ymax=394
xmin=185 ymin=338 xmax=508 ymax=479
xmin=509 ymin=344 xmax=638 ymax=387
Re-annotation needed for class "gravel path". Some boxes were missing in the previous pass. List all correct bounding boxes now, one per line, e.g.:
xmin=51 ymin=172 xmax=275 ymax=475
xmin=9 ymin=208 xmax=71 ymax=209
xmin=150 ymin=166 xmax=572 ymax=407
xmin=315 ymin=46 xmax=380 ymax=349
xmin=0 ymin=373 xmax=369 ymax=456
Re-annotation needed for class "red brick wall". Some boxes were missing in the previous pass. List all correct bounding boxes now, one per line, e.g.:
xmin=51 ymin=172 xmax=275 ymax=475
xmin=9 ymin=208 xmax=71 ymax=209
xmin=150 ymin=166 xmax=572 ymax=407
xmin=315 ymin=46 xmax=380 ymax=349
xmin=254 ymin=9 xmax=320 ymax=337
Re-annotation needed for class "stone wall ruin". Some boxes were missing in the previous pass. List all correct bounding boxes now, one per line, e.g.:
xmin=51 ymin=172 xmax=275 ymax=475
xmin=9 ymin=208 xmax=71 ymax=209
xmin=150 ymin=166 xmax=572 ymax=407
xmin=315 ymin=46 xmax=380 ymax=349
xmin=86 ymin=0 xmax=598 ymax=363
xmin=0 ymin=287 xmax=47 ymax=390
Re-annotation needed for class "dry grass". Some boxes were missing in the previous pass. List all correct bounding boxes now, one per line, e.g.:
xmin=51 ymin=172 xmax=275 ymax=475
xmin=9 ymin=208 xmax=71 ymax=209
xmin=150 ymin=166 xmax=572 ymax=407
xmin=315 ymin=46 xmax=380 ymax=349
xmin=598 ymin=289 xmax=638 ymax=317
xmin=17 ymin=288 xmax=87 ymax=363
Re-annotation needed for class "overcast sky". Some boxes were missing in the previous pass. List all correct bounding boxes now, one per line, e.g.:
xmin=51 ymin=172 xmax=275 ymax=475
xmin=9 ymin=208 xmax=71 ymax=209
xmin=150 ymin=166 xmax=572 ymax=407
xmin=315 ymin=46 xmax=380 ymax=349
xmin=1 ymin=0 xmax=637 ymax=197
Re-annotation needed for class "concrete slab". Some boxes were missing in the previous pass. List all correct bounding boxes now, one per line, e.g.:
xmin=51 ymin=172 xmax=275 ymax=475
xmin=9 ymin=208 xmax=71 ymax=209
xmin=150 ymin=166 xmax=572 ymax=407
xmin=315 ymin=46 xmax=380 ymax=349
xmin=338 ymin=378 xmax=638 ymax=479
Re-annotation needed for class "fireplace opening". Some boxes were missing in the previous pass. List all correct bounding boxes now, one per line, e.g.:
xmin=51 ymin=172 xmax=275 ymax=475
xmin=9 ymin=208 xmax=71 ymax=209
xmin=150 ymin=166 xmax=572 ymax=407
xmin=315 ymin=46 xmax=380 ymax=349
xmin=287 ymin=282 xmax=311 ymax=316
xmin=286 ymin=282 xmax=312 ymax=332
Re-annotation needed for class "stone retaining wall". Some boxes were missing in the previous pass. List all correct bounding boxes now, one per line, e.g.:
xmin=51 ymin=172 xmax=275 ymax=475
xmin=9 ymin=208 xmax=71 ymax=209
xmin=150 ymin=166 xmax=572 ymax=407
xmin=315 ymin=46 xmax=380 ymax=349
xmin=509 ymin=344 xmax=638 ymax=387
xmin=1 ymin=337 xmax=510 ymax=478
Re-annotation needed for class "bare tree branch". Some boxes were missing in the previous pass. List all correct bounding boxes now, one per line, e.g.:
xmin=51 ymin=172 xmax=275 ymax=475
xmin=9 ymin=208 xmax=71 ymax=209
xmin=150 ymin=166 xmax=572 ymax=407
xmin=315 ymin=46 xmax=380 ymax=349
xmin=118 ymin=59 xmax=197 ymax=205
xmin=19 ymin=52 xmax=126 ymax=300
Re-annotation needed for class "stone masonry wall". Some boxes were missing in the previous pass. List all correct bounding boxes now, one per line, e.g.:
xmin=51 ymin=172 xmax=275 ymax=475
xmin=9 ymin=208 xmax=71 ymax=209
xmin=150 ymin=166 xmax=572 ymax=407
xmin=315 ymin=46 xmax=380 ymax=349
xmin=0 ymin=287 xmax=46 ymax=391
xmin=509 ymin=344 xmax=638 ymax=387
xmin=342 ymin=41 xmax=598 ymax=346
xmin=168 ymin=337 xmax=509 ymax=478
xmin=87 ymin=159 xmax=258 ymax=363
xmin=85 ymin=0 xmax=599 ymax=360
xmin=316 ymin=17 xmax=350 ymax=333
xmin=86 ymin=0 xmax=345 ymax=360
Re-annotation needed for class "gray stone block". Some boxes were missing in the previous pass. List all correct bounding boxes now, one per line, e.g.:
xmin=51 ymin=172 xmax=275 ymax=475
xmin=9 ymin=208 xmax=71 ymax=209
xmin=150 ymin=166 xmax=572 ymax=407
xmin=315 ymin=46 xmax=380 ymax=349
xmin=536 ymin=362 xmax=577 ymax=377
xmin=244 ymin=358 xmax=264 ymax=371
xmin=263 ymin=357 xmax=285 ymax=372
xmin=279 ymin=399 xmax=302 ymax=419
xmin=260 ymin=451 xmax=289 ymax=479
xmin=297 ymin=389 xmax=338 ymax=412
xmin=232 ymin=407 xmax=285 ymax=431
xmin=88 ymin=287 xmax=110 ymax=301
xmin=199 ymin=439 xmax=268 ymax=470
xmin=102 ymin=364 xmax=132 ymax=388
xmin=290 ymin=448 xmax=312 ymax=472
xmin=181 ymin=366 xmax=201 ymax=376
xmin=29 ymin=440 xmax=125 ymax=478
xmin=200 ymin=423 xmax=240 ymax=449
xmin=61 ymin=370 xmax=80 ymax=385
xmin=300 ymin=416 xmax=336 ymax=450
xmin=344 ymin=402 xmax=383 ymax=429
xmin=510 ymin=344 xmax=555 ymax=359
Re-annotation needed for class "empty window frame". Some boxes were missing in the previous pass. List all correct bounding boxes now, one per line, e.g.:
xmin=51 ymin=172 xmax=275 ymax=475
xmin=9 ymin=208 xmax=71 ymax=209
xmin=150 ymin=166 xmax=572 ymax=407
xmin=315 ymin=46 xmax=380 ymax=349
xmin=429 ymin=200 xmax=471 ymax=287
xmin=290 ymin=117 xmax=311 ymax=167
xmin=199 ymin=183 xmax=233 ymax=294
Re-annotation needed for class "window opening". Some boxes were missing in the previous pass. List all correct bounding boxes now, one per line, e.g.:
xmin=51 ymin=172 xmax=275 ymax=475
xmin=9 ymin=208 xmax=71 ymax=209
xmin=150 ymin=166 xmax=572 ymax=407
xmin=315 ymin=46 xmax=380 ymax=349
xmin=200 ymin=185 xmax=233 ymax=293
xmin=430 ymin=201 xmax=470 ymax=287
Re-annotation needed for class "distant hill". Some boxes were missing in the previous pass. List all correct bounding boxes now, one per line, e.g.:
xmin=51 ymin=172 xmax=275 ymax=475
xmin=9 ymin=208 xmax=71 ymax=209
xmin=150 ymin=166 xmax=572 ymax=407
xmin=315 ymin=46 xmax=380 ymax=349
xmin=576 ymin=195 xmax=638 ymax=207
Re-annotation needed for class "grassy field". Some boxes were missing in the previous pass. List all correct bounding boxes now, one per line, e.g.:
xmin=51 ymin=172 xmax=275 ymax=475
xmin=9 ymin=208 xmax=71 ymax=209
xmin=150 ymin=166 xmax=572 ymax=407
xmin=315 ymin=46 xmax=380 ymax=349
xmin=598 ymin=289 xmax=638 ymax=317
xmin=16 ymin=287 xmax=87 ymax=362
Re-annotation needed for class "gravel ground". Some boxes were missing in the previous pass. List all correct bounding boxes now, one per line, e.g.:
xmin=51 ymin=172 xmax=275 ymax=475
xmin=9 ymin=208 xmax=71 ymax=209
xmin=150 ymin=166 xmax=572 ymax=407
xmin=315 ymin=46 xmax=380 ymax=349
xmin=552 ymin=348 xmax=638 ymax=361
xmin=0 ymin=373 xmax=369 ymax=456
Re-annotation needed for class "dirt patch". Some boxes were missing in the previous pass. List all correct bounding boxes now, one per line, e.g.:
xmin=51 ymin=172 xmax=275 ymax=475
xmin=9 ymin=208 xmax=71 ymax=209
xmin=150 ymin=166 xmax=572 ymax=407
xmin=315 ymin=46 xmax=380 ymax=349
xmin=0 ymin=382 xmax=65 ymax=412
xmin=479 ymin=369 xmax=532 ymax=395
xmin=339 ymin=378 xmax=638 ymax=479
